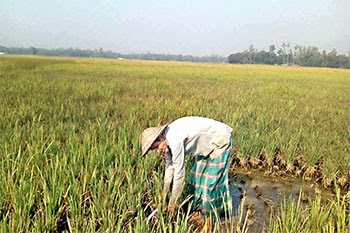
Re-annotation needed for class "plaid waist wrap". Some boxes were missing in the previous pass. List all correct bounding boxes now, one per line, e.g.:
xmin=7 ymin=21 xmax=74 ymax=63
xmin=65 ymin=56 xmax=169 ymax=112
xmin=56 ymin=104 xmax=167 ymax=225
xmin=189 ymin=138 xmax=233 ymax=217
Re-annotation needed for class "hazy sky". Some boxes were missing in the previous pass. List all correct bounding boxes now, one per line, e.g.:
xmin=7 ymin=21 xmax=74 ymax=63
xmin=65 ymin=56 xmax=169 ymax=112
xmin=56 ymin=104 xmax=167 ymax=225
xmin=1 ymin=0 xmax=349 ymax=56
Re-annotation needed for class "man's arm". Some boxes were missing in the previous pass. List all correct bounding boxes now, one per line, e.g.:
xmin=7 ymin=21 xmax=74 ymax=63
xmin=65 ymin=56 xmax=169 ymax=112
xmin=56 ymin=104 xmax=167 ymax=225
xmin=169 ymin=142 xmax=186 ymax=205
xmin=163 ymin=151 xmax=174 ymax=193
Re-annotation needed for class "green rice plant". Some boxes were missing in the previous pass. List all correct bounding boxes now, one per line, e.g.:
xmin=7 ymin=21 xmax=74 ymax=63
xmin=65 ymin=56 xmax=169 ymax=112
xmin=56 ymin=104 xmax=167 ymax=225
xmin=267 ymin=188 xmax=350 ymax=233
xmin=0 ymin=55 xmax=349 ymax=232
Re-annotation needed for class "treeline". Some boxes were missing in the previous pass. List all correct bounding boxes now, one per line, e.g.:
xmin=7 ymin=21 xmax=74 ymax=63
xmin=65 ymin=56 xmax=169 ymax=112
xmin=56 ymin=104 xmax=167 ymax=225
xmin=0 ymin=45 xmax=226 ymax=63
xmin=228 ymin=43 xmax=350 ymax=68
xmin=1 ymin=44 xmax=349 ymax=68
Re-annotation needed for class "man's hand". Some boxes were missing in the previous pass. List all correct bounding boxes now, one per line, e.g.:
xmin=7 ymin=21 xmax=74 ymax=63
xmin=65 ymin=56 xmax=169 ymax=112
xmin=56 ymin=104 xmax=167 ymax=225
xmin=162 ymin=201 xmax=175 ymax=214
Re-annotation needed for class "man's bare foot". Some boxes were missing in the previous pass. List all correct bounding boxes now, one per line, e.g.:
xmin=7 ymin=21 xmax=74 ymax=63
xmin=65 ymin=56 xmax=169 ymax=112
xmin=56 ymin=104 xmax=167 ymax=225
xmin=188 ymin=211 xmax=202 ymax=223
xmin=199 ymin=217 xmax=212 ymax=233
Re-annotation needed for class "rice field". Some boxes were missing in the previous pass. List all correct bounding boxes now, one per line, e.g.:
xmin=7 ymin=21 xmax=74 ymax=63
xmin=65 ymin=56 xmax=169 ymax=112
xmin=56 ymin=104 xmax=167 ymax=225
xmin=0 ymin=55 xmax=349 ymax=232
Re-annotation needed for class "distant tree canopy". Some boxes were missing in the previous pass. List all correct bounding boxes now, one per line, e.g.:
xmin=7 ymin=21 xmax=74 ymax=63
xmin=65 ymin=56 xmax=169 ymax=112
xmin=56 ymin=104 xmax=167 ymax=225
xmin=1 ymin=44 xmax=349 ymax=68
xmin=0 ymin=45 xmax=226 ymax=63
xmin=228 ymin=43 xmax=350 ymax=69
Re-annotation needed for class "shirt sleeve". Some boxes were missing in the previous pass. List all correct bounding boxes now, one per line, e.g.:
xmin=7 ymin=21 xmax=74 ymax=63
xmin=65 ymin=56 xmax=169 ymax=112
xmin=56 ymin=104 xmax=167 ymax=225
xmin=168 ymin=142 xmax=186 ymax=203
xmin=163 ymin=151 xmax=174 ymax=193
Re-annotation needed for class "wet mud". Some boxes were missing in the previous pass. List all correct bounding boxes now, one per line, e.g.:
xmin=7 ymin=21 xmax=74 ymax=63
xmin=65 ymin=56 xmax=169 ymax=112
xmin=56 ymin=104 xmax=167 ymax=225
xmin=229 ymin=168 xmax=334 ymax=232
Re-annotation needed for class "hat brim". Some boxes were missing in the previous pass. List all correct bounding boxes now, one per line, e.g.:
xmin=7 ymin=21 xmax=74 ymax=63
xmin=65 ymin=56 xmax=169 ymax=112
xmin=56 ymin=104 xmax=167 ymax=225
xmin=142 ymin=125 xmax=167 ymax=156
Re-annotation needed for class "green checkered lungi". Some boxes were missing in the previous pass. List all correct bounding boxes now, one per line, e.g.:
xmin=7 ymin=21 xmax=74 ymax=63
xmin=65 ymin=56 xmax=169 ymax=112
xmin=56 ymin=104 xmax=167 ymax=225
xmin=189 ymin=138 xmax=233 ymax=218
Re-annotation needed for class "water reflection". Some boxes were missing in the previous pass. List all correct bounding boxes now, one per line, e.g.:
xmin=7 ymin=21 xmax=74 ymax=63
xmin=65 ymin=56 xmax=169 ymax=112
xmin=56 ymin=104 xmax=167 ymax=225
xmin=228 ymin=168 xmax=334 ymax=232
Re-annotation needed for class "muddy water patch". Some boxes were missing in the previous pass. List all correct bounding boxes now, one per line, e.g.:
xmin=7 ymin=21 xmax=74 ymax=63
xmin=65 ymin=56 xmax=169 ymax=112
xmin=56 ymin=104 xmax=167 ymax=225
xmin=230 ymin=168 xmax=334 ymax=232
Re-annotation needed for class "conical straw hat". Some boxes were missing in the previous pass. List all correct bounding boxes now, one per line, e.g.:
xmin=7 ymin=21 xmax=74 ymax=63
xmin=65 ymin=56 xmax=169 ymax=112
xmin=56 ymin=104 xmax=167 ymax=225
xmin=142 ymin=125 xmax=167 ymax=156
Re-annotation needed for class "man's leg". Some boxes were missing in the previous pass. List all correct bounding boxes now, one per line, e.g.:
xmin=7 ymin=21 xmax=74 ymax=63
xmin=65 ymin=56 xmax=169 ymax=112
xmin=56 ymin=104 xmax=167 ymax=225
xmin=200 ymin=217 xmax=212 ymax=233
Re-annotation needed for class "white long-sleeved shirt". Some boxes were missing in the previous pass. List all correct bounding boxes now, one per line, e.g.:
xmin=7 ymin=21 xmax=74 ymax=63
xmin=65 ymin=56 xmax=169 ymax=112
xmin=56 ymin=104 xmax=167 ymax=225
xmin=162 ymin=116 xmax=233 ymax=203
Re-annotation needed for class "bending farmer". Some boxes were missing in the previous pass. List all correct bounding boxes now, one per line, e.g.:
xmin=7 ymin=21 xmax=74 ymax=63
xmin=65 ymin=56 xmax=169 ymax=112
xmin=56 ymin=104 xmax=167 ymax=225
xmin=142 ymin=116 xmax=233 ymax=232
